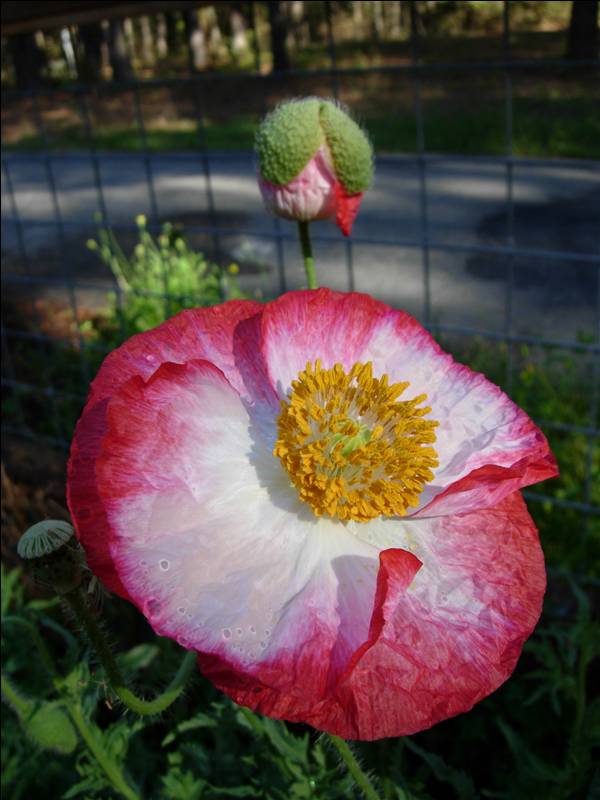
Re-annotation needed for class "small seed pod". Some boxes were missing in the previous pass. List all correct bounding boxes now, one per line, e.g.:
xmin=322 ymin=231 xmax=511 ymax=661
xmin=18 ymin=520 xmax=84 ymax=594
xmin=18 ymin=520 xmax=75 ymax=560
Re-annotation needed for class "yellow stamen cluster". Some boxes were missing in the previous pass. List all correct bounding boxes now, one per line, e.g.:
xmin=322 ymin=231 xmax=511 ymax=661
xmin=274 ymin=360 xmax=439 ymax=522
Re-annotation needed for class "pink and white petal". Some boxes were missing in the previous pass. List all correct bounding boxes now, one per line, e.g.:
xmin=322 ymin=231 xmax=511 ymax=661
xmin=90 ymin=299 xmax=270 ymax=405
xmin=207 ymin=492 xmax=545 ymax=740
xmin=259 ymin=147 xmax=338 ymax=223
xmin=67 ymin=300 xmax=275 ymax=595
xmin=96 ymin=358 xmax=388 ymax=703
xmin=261 ymin=288 xmax=389 ymax=394
xmin=261 ymin=288 xmax=557 ymax=513
xmin=363 ymin=311 xmax=557 ymax=514
xmin=67 ymin=398 xmax=130 ymax=598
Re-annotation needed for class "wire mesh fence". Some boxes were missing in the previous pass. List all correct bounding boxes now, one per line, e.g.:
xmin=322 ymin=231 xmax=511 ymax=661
xmin=1 ymin=2 xmax=599 ymax=538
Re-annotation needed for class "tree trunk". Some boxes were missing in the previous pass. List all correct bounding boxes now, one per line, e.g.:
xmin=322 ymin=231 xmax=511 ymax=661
xmin=78 ymin=22 xmax=104 ymax=81
xmin=184 ymin=9 xmax=208 ymax=72
xmin=61 ymin=28 xmax=78 ymax=77
xmin=140 ymin=16 xmax=155 ymax=65
xmin=390 ymin=1 xmax=402 ymax=39
xmin=353 ymin=0 xmax=364 ymax=31
xmin=372 ymin=0 xmax=385 ymax=41
xmin=567 ymin=0 xmax=599 ymax=59
xmin=230 ymin=9 xmax=248 ymax=54
xmin=247 ymin=1 xmax=261 ymax=71
xmin=108 ymin=19 xmax=133 ymax=80
xmin=123 ymin=18 xmax=137 ymax=61
xmin=201 ymin=5 xmax=223 ymax=61
xmin=165 ymin=11 xmax=179 ymax=52
xmin=289 ymin=1 xmax=307 ymax=47
xmin=8 ymin=32 xmax=46 ymax=90
xmin=269 ymin=1 xmax=290 ymax=71
xmin=156 ymin=14 xmax=168 ymax=59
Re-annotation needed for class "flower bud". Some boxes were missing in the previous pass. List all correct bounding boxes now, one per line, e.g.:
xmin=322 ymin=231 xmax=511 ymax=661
xmin=256 ymin=98 xmax=373 ymax=236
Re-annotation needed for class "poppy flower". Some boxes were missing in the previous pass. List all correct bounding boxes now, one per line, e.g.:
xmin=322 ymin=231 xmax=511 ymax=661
xmin=256 ymin=98 xmax=373 ymax=236
xmin=68 ymin=289 xmax=557 ymax=740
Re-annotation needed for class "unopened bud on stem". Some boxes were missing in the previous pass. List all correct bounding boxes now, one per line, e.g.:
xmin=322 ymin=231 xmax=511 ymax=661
xmin=256 ymin=98 xmax=373 ymax=236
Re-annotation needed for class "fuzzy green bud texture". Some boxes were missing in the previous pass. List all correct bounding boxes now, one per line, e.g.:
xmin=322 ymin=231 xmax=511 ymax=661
xmin=256 ymin=98 xmax=373 ymax=236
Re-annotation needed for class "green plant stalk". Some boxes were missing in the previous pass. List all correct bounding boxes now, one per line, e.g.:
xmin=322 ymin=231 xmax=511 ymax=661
xmin=66 ymin=700 xmax=139 ymax=800
xmin=1 ymin=672 xmax=33 ymax=719
xmin=328 ymin=735 xmax=382 ymax=800
xmin=64 ymin=588 xmax=196 ymax=715
xmin=298 ymin=221 xmax=318 ymax=289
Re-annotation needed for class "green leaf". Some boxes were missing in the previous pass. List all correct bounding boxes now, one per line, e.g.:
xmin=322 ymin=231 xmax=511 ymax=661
xmin=1 ymin=566 xmax=22 ymax=616
xmin=497 ymin=719 xmax=567 ymax=783
xmin=116 ymin=643 xmax=159 ymax=673
xmin=404 ymin=738 xmax=476 ymax=800
xmin=25 ymin=701 xmax=78 ymax=755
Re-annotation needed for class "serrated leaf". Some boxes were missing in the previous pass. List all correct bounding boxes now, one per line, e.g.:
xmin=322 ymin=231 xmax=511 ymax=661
xmin=161 ymin=767 xmax=205 ymax=800
xmin=260 ymin=717 xmax=310 ymax=766
xmin=162 ymin=712 xmax=218 ymax=746
xmin=117 ymin=643 xmax=159 ymax=673
xmin=204 ymin=784 xmax=258 ymax=797
xmin=405 ymin=738 xmax=476 ymax=800
xmin=1 ymin=566 xmax=21 ymax=616
xmin=497 ymin=719 xmax=567 ymax=783
xmin=62 ymin=775 xmax=101 ymax=799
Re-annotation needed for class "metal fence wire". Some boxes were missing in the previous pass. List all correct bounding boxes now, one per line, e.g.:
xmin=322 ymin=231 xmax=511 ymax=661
xmin=1 ymin=2 xmax=599 ymax=532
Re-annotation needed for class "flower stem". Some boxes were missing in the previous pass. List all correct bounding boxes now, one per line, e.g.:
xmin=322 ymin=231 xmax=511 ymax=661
xmin=1 ymin=671 xmax=33 ymax=719
xmin=66 ymin=700 xmax=140 ymax=800
xmin=298 ymin=220 xmax=318 ymax=289
xmin=64 ymin=588 xmax=196 ymax=716
xmin=328 ymin=735 xmax=382 ymax=800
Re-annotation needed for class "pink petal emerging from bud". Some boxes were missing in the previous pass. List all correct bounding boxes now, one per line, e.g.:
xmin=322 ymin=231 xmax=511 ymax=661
xmin=259 ymin=147 xmax=337 ymax=223
xmin=258 ymin=146 xmax=363 ymax=237
xmin=334 ymin=182 xmax=364 ymax=237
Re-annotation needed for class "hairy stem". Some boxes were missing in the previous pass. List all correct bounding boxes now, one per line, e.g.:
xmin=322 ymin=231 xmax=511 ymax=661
xmin=298 ymin=220 xmax=318 ymax=289
xmin=329 ymin=735 xmax=382 ymax=800
xmin=64 ymin=588 xmax=196 ymax=715
xmin=66 ymin=700 xmax=139 ymax=800
xmin=1 ymin=671 xmax=33 ymax=719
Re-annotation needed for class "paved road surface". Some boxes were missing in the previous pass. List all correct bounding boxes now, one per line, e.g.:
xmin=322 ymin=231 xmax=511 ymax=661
xmin=2 ymin=152 xmax=599 ymax=342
